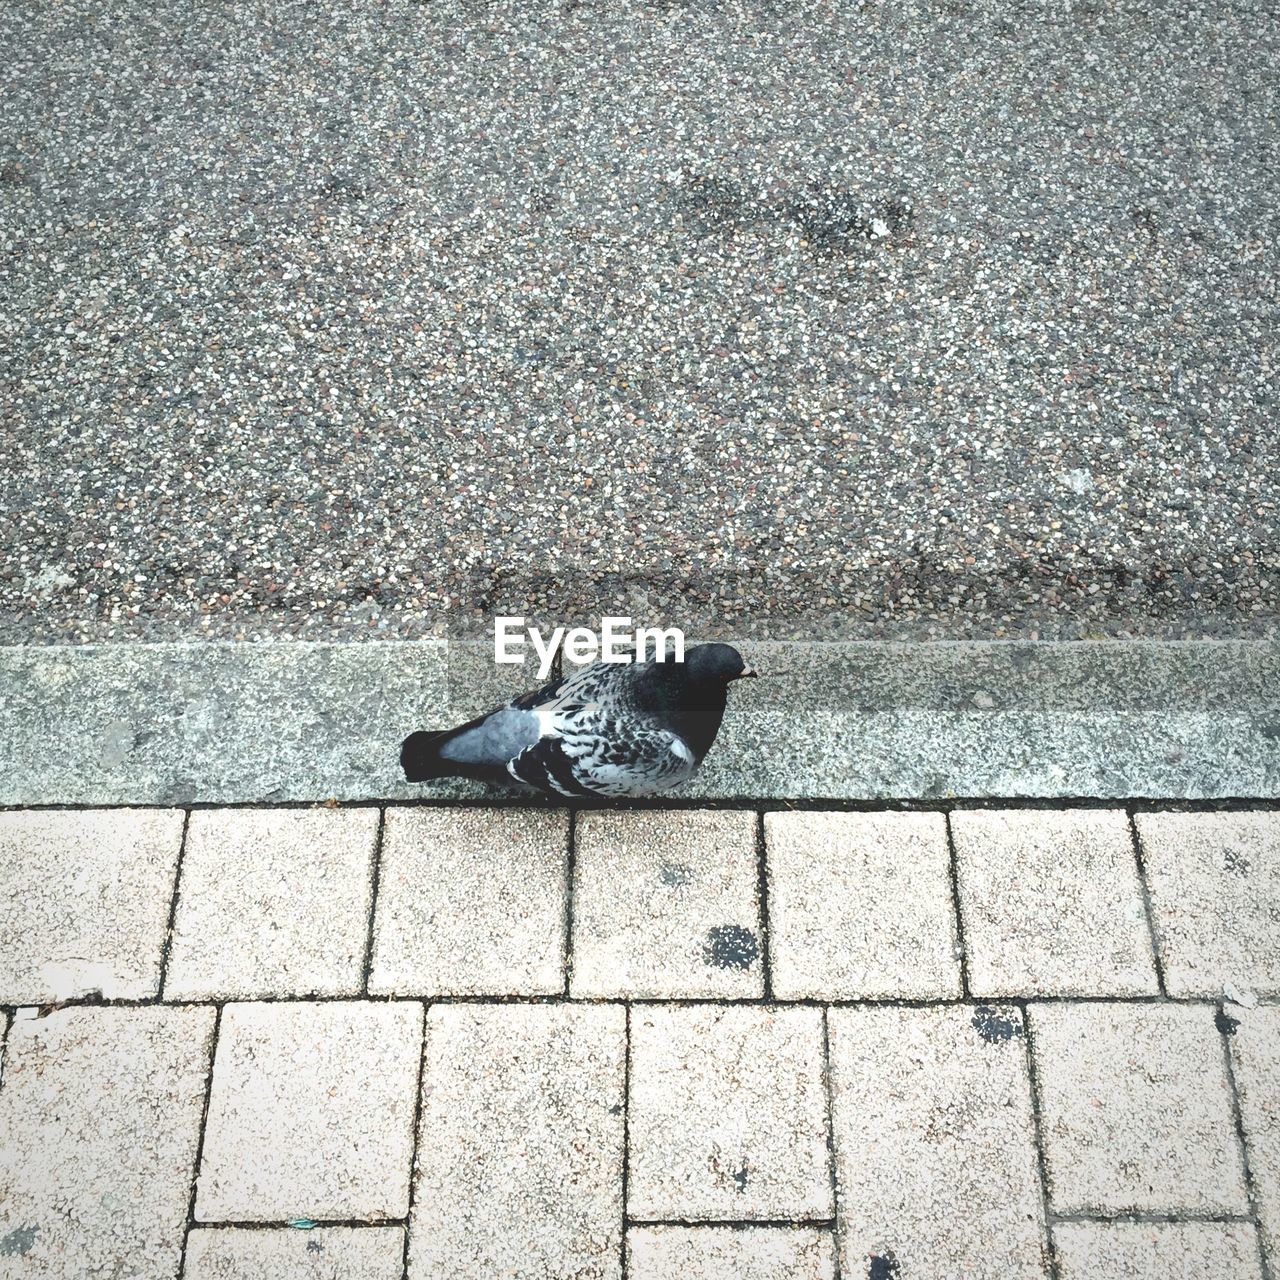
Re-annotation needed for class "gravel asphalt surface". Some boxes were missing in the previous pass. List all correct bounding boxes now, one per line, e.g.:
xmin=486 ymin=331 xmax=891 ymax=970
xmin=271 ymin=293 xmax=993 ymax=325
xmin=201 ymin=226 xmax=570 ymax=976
xmin=2 ymin=0 xmax=1277 ymax=643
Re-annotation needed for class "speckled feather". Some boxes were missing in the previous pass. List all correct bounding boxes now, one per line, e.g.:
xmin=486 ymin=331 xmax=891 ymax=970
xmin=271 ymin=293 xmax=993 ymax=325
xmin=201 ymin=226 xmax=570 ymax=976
xmin=505 ymin=661 xmax=698 ymax=798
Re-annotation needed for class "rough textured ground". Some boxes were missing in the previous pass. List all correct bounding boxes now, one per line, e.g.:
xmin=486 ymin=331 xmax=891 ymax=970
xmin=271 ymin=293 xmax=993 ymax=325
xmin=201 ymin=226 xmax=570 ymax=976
xmin=1 ymin=803 xmax=1277 ymax=1278
xmin=2 ymin=0 xmax=1278 ymax=643
xmin=5 ymin=639 xmax=1279 ymax=805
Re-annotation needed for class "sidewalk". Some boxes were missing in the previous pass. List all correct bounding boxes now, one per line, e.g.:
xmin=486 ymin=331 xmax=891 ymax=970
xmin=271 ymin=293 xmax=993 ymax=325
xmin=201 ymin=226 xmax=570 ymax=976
xmin=1 ymin=802 xmax=1276 ymax=1278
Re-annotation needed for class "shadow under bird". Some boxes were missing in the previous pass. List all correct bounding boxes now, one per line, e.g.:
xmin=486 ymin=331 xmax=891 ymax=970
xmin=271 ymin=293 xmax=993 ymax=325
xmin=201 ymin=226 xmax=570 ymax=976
xmin=400 ymin=642 xmax=756 ymax=798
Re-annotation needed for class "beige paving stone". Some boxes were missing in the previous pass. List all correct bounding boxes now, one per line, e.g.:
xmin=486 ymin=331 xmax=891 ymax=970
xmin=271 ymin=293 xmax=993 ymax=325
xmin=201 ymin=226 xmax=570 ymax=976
xmin=765 ymin=810 xmax=960 ymax=1000
xmin=1028 ymin=1002 xmax=1248 ymax=1215
xmin=572 ymin=810 xmax=762 ymax=998
xmin=1228 ymin=1004 xmax=1280 ymax=1270
xmin=409 ymin=1003 xmax=625 ymax=1280
xmin=0 ymin=1005 xmax=214 ymax=1280
xmin=1136 ymin=811 xmax=1280 ymax=997
xmin=827 ymin=1004 xmax=1048 ymax=1280
xmin=1053 ymin=1221 xmax=1262 ymax=1280
xmin=627 ymin=1225 xmax=837 ymax=1279
xmin=952 ymin=808 xmax=1157 ymax=997
xmin=165 ymin=807 xmax=378 ymax=1000
xmin=369 ymin=807 xmax=566 ymax=996
xmin=0 ymin=808 xmax=184 ymax=1003
xmin=184 ymin=1226 xmax=404 ymax=1279
xmin=196 ymin=1001 xmax=422 ymax=1222
xmin=628 ymin=1005 xmax=831 ymax=1221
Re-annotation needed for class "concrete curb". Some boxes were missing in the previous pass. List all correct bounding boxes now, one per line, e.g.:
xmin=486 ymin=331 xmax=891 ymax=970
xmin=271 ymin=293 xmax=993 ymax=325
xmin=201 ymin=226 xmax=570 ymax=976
xmin=1 ymin=640 xmax=1277 ymax=805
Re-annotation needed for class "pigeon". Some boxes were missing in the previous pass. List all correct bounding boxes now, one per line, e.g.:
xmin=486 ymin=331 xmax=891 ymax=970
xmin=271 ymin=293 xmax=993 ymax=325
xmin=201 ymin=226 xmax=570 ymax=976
xmin=400 ymin=642 xmax=756 ymax=798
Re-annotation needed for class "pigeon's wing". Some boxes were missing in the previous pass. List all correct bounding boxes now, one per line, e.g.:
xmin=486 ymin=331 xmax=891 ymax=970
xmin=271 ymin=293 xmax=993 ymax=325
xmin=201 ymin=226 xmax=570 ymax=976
xmin=433 ymin=662 xmax=616 ymax=770
xmin=504 ymin=660 xmax=696 ymax=797
xmin=506 ymin=719 xmax=696 ymax=798
xmin=511 ymin=659 xmax=620 ymax=716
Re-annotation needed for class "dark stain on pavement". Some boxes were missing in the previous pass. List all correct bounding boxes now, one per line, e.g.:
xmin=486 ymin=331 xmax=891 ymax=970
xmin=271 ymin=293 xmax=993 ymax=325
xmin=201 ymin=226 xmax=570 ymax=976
xmin=0 ymin=1227 xmax=38 ymax=1258
xmin=702 ymin=925 xmax=759 ymax=970
xmin=972 ymin=1006 xmax=1023 ymax=1044
xmin=792 ymin=188 xmax=914 ymax=255
xmin=1224 ymin=847 xmax=1252 ymax=876
xmin=678 ymin=171 xmax=754 ymax=235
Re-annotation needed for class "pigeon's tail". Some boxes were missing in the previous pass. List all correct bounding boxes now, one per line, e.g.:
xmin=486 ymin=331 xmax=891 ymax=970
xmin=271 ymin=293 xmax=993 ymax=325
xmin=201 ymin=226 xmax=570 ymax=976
xmin=400 ymin=729 xmax=457 ymax=782
xmin=400 ymin=711 xmax=529 ymax=785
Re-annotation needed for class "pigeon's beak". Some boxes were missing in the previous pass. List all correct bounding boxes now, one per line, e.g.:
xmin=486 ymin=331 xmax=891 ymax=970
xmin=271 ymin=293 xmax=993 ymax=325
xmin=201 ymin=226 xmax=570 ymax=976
xmin=736 ymin=665 xmax=759 ymax=679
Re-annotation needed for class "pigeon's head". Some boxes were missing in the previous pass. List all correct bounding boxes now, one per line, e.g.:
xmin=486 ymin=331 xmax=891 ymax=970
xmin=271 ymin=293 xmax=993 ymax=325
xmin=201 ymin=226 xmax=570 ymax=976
xmin=685 ymin=642 xmax=757 ymax=685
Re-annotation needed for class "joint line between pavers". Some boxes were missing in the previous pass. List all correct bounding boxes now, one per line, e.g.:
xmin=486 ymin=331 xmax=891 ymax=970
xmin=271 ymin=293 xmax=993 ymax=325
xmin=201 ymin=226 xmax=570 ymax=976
xmin=1018 ymin=1002 xmax=1061 ymax=1280
xmin=401 ymin=1006 xmax=431 ymax=1280
xmin=944 ymin=812 xmax=972 ymax=998
xmin=1048 ymin=1209 xmax=1256 ymax=1226
xmin=620 ymin=1003 xmax=632 ymax=1279
xmin=1127 ymin=808 xmax=1169 ymax=998
xmin=158 ymin=809 xmax=193 ymax=1001
xmin=181 ymin=1003 xmax=223 ymax=1271
xmin=16 ymin=991 xmax=1277 ymax=1015
xmin=1216 ymin=1000 xmax=1276 ymax=1280
xmin=820 ymin=1006 xmax=843 ymax=1280
xmin=756 ymin=810 xmax=774 ymax=1001
xmin=625 ymin=1217 xmax=839 ymax=1230
xmin=563 ymin=809 xmax=578 ymax=998
xmin=194 ymin=1216 xmax=409 ymax=1231
xmin=361 ymin=808 xmax=388 ymax=996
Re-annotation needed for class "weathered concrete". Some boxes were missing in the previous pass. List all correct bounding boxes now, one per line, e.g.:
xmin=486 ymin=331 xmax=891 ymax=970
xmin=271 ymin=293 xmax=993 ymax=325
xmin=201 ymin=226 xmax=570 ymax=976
xmin=410 ymin=1003 xmax=626 ymax=1280
xmin=951 ymin=808 xmax=1158 ymax=998
xmin=0 ymin=808 xmax=184 ymax=1003
xmin=627 ymin=1005 xmax=831 ymax=1221
xmin=165 ymin=807 xmax=378 ymax=1001
xmin=1 ymin=640 xmax=1277 ymax=804
xmin=196 ymin=1001 xmax=423 ymax=1222
xmin=0 ymin=639 xmax=453 ymax=806
xmin=827 ymin=1004 xmax=1048 ymax=1279
xmin=1136 ymin=811 xmax=1280 ymax=998
xmin=1052 ymin=1222 xmax=1262 ymax=1280
xmin=572 ymin=809 xmax=762 ymax=1000
xmin=184 ymin=1227 xmax=406 ymax=1280
xmin=627 ymin=1226 xmax=837 ymax=1280
xmin=0 ymin=1005 xmax=215 ymax=1280
xmin=370 ymin=807 xmax=568 ymax=997
xmin=1029 ymin=1002 xmax=1248 ymax=1216
xmin=765 ymin=811 xmax=961 ymax=1000
xmin=1 ymin=801 xmax=1277 ymax=1276
xmin=1229 ymin=1006 xmax=1280 ymax=1272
